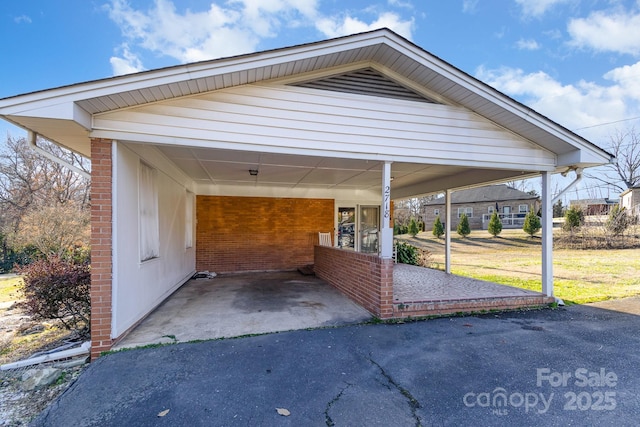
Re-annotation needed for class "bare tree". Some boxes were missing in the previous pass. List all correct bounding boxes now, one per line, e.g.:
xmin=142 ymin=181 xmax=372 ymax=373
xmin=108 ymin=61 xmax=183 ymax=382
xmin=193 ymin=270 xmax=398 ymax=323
xmin=0 ymin=134 xmax=91 ymax=255
xmin=587 ymin=127 xmax=640 ymax=192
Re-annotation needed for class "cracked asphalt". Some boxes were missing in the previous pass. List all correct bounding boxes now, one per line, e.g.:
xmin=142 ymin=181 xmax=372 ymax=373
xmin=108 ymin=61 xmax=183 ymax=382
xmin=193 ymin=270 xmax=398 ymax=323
xmin=33 ymin=300 xmax=640 ymax=426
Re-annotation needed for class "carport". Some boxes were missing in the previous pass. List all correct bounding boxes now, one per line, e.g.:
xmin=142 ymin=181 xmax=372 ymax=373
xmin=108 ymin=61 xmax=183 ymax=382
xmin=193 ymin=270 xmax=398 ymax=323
xmin=114 ymin=266 xmax=552 ymax=350
xmin=0 ymin=29 xmax=613 ymax=358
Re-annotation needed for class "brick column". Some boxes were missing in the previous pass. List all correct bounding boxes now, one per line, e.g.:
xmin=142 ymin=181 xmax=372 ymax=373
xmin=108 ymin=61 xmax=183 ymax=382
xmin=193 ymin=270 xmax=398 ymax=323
xmin=378 ymin=258 xmax=394 ymax=319
xmin=90 ymin=139 xmax=113 ymax=359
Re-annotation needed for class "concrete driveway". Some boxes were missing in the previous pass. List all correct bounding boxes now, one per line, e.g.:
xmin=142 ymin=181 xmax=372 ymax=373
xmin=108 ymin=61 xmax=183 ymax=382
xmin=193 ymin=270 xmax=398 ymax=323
xmin=115 ymin=271 xmax=372 ymax=349
xmin=34 ymin=298 xmax=640 ymax=426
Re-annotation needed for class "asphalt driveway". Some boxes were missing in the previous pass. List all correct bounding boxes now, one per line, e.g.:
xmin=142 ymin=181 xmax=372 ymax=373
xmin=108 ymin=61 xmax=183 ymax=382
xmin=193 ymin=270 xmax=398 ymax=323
xmin=34 ymin=299 xmax=640 ymax=426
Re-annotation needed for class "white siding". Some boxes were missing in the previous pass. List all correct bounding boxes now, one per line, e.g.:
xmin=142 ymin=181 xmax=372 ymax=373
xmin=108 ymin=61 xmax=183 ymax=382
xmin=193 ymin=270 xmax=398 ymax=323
xmin=93 ymin=84 xmax=557 ymax=171
xmin=112 ymin=142 xmax=196 ymax=338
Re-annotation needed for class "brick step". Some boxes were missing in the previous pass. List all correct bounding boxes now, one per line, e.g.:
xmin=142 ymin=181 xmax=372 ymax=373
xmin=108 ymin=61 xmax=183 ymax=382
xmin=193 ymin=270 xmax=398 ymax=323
xmin=392 ymin=295 xmax=554 ymax=318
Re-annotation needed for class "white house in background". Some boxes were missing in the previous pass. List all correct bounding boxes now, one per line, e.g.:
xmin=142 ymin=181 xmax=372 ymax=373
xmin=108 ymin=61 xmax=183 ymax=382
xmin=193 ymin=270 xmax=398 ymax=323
xmin=0 ymin=29 xmax=613 ymax=358
xmin=620 ymin=187 xmax=640 ymax=219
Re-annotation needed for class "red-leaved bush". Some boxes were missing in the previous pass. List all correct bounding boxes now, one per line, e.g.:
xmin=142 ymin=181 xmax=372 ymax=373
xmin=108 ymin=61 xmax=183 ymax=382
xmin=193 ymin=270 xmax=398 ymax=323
xmin=17 ymin=256 xmax=90 ymax=336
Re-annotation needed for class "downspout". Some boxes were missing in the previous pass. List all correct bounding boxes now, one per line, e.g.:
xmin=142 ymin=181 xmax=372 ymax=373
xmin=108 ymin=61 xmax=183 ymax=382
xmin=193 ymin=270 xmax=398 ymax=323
xmin=28 ymin=131 xmax=90 ymax=179
xmin=551 ymin=167 xmax=583 ymax=205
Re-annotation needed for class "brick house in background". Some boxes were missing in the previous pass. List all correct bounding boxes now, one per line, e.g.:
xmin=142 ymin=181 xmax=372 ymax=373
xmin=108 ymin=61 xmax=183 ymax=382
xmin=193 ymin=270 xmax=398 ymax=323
xmin=569 ymin=198 xmax=619 ymax=216
xmin=423 ymin=185 xmax=540 ymax=230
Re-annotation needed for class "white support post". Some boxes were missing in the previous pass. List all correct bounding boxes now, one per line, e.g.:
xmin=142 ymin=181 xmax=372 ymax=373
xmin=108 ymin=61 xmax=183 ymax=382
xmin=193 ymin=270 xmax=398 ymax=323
xmin=445 ymin=189 xmax=452 ymax=274
xmin=541 ymin=171 xmax=554 ymax=297
xmin=380 ymin=161 xmax=394 ymax=259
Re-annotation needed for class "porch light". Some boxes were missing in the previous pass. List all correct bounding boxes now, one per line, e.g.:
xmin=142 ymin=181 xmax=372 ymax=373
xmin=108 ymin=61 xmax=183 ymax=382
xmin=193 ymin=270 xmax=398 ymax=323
xmin=249 ymin=169 xmax=259 ymax=176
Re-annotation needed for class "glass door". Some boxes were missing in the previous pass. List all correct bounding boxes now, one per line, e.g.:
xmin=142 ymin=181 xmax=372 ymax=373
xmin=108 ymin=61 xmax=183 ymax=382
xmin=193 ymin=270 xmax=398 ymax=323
xmin=337 ymin=207 xmax=355 ymax=249
xmin=359 ymin=205 xmax=379 ymax=253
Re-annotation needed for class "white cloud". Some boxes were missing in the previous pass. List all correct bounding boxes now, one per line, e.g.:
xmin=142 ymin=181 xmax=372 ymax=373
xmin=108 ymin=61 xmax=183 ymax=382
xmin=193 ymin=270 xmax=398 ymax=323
xmin=14 ymin=15 xmax=32 ymax=24
xmin=104 ymin=0 xmax=415 ymax=75
xmin=475 ymin=63 xmax=640 ymax=142
xmin=568 ymin=9 xmax=640 ymax=56
xmin=515 ymin=0 xmax=571 ymax=18
xmin=110 ymin=44 xmax=145 ymax=75
xmin=462 ymin=0 xmax=479 ymax=14
xmin=316 ymin=12 xmax=414 ymax=39
xmin=105 ymin=0 xmax=259 ymax=66
xmin=387 ymin=0 xmax=414 ymax=8
xmin=516 ymin=39 xmax=540 ymax=50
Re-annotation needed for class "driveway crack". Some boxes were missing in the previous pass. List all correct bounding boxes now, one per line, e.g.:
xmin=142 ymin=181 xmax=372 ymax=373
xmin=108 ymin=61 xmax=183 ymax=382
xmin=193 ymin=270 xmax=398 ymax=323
xmin=325 ymin=383 xmax=352 ymax=427
xmin=368 ymin=356 xmax=422 ymax=427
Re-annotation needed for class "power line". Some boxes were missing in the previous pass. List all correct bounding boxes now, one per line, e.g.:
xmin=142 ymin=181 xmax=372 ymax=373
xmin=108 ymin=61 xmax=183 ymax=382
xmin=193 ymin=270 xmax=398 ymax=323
xmin=573 ymin=116 xmax=640 ymax=131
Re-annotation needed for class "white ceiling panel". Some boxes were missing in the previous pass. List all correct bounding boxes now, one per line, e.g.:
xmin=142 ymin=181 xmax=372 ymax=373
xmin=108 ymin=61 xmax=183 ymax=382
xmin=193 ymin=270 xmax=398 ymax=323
xmin=252 ymin=164 xmax=313 ymax=183
xmin=338 ymin=170 xmax=382 ymax=186
xmin=201 ymin=161 xmax=257 ymax=180
xmin=169 ymin=158 xmax=211 ymax=181
xmin=259 ymin=152 xmax=323 ymax=167
xmin=316 ymin=157 xmax=380 ymax=170
xmin=297 ymin=168 xmax=365 ymax=185
xmin=192 ymin=148 xmax=261 ymax=163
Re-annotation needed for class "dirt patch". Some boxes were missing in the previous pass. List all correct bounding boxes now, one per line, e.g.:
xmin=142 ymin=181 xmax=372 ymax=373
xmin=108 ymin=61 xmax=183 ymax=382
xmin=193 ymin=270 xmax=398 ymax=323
xmin=1 ymin=298 xmax=88 ymax=425
xmin=1 ymin=361 xmax=87 ymax=425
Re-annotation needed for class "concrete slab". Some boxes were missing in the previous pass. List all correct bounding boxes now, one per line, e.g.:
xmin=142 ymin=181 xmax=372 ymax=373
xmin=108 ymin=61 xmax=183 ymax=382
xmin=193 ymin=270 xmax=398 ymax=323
xmin=114 ymin=271 xmax=372 ymax=349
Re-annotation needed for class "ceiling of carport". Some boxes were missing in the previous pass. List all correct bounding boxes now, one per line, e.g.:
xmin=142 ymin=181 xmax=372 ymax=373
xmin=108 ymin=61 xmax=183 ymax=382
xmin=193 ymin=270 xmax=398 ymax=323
xmin=156 ymin=144 xmax=506 ymax=196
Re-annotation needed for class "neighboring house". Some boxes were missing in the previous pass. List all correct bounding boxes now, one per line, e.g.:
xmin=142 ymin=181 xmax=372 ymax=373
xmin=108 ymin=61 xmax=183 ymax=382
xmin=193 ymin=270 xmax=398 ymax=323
xmin=569 ymin=198 xmax=619 ymax=216
xmin=423 ymin=185 xmax=539 ymax=230
xmin=0 ymin=29 xmax=613 ymax=358
xmin=620 ymin=187 xmax=640 ymax=219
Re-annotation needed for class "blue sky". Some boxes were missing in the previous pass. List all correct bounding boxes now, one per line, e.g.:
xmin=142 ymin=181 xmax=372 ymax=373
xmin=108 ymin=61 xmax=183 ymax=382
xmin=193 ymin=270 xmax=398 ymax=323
xmin=1 ymin=0 xmax=640 ymax=198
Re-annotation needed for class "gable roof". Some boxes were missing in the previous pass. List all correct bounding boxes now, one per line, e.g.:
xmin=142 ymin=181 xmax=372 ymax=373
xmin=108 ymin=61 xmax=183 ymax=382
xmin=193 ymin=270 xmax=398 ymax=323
xmin=0 ymin=28 xmax=613 ymax=171
xmin=425 ymin=184 xmax=539 ymax=205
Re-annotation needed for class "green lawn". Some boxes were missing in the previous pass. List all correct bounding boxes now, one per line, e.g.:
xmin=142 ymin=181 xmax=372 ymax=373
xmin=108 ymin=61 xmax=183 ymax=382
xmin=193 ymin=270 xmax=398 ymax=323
xmin=396 ymin=229 xmax=640 ymax=305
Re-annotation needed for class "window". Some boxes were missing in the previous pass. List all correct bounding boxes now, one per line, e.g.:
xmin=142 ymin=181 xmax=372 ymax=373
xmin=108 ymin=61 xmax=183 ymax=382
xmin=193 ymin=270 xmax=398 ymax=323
xmin=185 ymin=190 xmax=194 ymax=249
xmin=139 ymin=161 xmax=159 ymax=262
xmin=457 ymin=207 xmax=473 ymax=218
xmin=519 ymin=204 xmax=529 ymax=213
xmin=488 ymin=206 xmax=494 ymax=214
xmin=433 ymin=209 xmax=440 ymax=216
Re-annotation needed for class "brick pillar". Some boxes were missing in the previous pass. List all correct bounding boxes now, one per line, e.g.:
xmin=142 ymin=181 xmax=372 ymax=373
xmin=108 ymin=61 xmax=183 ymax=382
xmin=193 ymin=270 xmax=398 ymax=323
xmin=90 ymin=139 xmax=113 ymax=359
xmin=379 ymin=258 xmax=394 ymax=319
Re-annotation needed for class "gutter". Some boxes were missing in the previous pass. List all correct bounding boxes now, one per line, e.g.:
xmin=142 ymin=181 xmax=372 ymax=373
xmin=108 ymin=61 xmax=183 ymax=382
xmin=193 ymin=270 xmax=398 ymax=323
xmin=0 ymin=341 xmax=90 ymax=370
xmin=28 ymin=131 xmax=90 ymax=180
xmin=551 ymin=167 xmax=583 ymax=205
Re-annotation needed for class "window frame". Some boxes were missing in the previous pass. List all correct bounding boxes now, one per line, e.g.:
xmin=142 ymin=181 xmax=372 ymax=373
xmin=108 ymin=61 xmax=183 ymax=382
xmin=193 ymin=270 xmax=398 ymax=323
xmin=185 ymin=190 xmax=194 ymax=249
xmin=457 ymin=207 xmax=473 ymax=218
xmin=139 ymin=161 xmax=160 ymax=262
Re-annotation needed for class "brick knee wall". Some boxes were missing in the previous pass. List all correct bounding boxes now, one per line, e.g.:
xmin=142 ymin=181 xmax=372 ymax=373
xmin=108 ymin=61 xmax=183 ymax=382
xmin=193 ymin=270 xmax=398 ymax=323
xmin=90 ymin=139 xmax=114 ymax=359
xmin=314 ymin=246 xmax=393 ymax=318
xmin=196 ymin=196 xmax=333 ymax=273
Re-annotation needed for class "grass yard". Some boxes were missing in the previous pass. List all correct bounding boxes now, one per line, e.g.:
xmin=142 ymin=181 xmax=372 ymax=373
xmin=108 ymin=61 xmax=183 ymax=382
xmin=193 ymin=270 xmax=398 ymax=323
xmin=0 ymin=275 xmax=23 ymax=304
xmin=396 ymin=229 xmax=640 ymax=305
